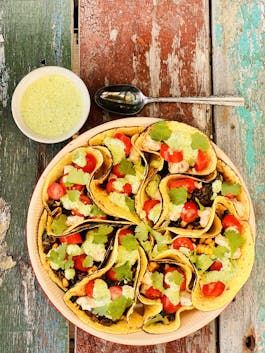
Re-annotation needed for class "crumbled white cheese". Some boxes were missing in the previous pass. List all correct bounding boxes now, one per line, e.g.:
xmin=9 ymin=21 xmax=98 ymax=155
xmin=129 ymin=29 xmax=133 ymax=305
xmin=142 ymin=135 xmax=161 ymax=151
xmin=168 ymin=161 xmax=189 ymax=174
xmin=198 ymin=207 xmax=211 ymax=228
xmin=66 ymin=215 xmax=84 ymax=226
xmin=180 ymin=291 xmax=192 ymax=306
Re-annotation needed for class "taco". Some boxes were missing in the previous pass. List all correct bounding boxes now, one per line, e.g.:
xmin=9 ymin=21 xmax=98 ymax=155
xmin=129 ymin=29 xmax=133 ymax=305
xmin=88 ymin=127 xmax=148 ymax=223
xmin=138 ymin=250 xmax=194 ymax=333
xmin=190 ymin=198 xmax=254 ymax=311
xmin=136 ymin=120 xmax=217 ymax=176
xmin=38 ymin=210 xmax=120 ymax=291
xmin=42 ymin=146 xmax=116 ymax=236
xmin=63 ymin=227 xmax=147 ymax=333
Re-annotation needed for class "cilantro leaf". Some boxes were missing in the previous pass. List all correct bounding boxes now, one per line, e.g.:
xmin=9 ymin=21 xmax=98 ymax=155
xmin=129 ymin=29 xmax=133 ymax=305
xmin=141 ymin=240 xmax=153 ymax=254
xmin=47 ymin=243 xmax=67 ymax=269
xmin=225 ymin=229 xmax=244 ymax=255
xmin=120 ymin=234 xmax=139 ymax=251
xmin=149 ymin=121 xmax=172 ymax=141
xmin=125 ymin=196 xmax=135 ymax=212
xmin=51 ymin=214 xmax=68 ymax=235
xmin=118 ymin=159 xmax=136 ymax=175
xmin=107 ymin=295 xmax=129 ymax=321
xmin=114 ymin=262 xmax=133 ymax=281
xmin=92 ymin=305 xmax=108 ymax=317
xmin=135 ymin=222 xmax=150 ymax=241
xmin=151 ymin=271 xmax=164 ymax=293
xmin=82 ymin=254 xmax=93 ymax=268
xmin=194 ymin=254 xmax=214 ymax=271
xmin=213 ymin=245 xmax=229 ymax=259
xmin=64 ymin=255 xmax=74 ymax=270
xmin=72 ymin=150 xmax=87 ymax=167
xmin=150 ymin=229 xmax=172 ymax=244
xmin=169 ymin=187 xmax=187 ymax=205
xmin=221 ymin=182 xmax=242 ymax=196
xmin=145 ymin=314 xmax=164 ymax=326
xmin=191 ymin=132 xmax=209 ymax=151
xmin=67 ymin=190 xmax=80 ymax=202
xmin=66 ymin=168 xmax=90 ymax=185
xmin=90 ymin=204 xmax=106 ymax=217
xmin=166 ymin=270 xmax=184 ymax=286
xmin=93 ymin=225 xmax=113 ymax=244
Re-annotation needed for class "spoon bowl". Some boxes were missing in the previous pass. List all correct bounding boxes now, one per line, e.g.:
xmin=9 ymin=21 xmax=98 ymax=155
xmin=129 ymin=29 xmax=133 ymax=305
xmin=94 ymin=84 xmax=244 ymax=115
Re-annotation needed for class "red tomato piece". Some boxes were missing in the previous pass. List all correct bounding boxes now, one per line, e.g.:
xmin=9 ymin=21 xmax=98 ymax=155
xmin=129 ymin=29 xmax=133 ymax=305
xmin=222 ymin=214 xmax=242 ymax=232
xmin=164 ymin=267 xmax=186 ymax=291
xmin=209 ymin=260 xmax=223 ymax=271
xmin=168 ymin=178 xmax=196 ymax=193
xmin=118 ymin=229 xmax=134 ymax=244
xmin=112 ymin=164 xmax=126 ymax=178
xmin=144 ymin=286 xmax=163 ymax=299
xmin=71 ymin=209 xmax=85 ymax=217
xmin=69 ymin=184 xmax=84 ymax=192
xmin=160 ymin=143 xmax=183 ymax=163
xmin=114 ymin=133 xmax=132 ymax=156
xmin=72 ymin=254 xmax=90 ymax=272
xmin=79 ymin=194 xmax=92 ymax=205
xmin=122 ymin=183 xmax=132 ymax=196
xmin=161 ymin=295 xmax=181 ymax=314
xmin=85 ymin=279 xmax=95 ymax=298
xmin=47 ymin=182 xmax=66 ymax=200
xmin=195 ymin=150 xmax=209 ymax=172
xmin=202 ymin=281 xmax=225 ymax=297
xmin=225 ymin=194 xmax=235 ymax=199
xmin=109 ymin=286 xmax=123 ymax=300
xmin=180 ymin=201 xmax=198 ymax=223
xmin=172 ymin=237 xmax=195 ymax=252
xmin=106 ymin=179 xmax=116 ymax=194
xmin=59 ymin=232 xmax=83 ymax=244
xmin=143 ymin=199 xmax=160 ymax=219
xmin=82 ymin=153 xmax=97 ymax=173
xmin=106 ymin=268 xmax=117 ymax=281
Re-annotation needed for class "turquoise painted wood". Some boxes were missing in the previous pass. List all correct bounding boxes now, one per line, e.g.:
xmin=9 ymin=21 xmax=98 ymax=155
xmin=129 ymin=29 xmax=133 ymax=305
xmin=0 ymin=1 xmax=72 ymax=352
xmin=212 ymin=1 xmax=265 ymax=352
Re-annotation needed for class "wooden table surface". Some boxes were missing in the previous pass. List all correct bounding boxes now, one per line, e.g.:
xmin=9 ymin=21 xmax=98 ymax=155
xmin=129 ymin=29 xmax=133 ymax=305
xmin=0 ymin=1 xmax=264 ymax=352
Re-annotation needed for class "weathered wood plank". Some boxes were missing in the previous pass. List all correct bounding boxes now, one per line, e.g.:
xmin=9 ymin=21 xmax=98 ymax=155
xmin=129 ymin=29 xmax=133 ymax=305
xmin=77 ymin=1 xmax=217 ymax=351
xmin=79 ymin=0 xmax=212 ymax=135
xmin=0 ymin=1 xmax=72 ymax=352
xmin=212 ymin=1 xmax=265 ymax=353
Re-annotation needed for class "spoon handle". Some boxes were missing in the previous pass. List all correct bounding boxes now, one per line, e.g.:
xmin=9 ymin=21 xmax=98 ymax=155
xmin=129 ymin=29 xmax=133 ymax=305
xmin=146 ymin=96 xmax=244 ymax=106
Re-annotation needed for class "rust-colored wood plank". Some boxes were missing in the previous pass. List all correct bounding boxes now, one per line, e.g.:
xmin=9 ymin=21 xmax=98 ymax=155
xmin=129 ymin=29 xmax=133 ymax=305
xmin=79 ymin=0 xmax=212 ymax=134
xmin=77 ymin=1 xmax=216 ymax=352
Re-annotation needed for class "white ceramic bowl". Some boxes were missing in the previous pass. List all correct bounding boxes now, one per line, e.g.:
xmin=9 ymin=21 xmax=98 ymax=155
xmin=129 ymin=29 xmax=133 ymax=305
xmin=27 ymin=117 xmax=255 ymax=345
xmin=11 ymin=66 xmax=90 ymax=143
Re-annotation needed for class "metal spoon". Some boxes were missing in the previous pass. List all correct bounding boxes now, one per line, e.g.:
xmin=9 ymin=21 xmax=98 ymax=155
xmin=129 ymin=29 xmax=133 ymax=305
xmin=94 ymin=84 xmax=244 ymax=115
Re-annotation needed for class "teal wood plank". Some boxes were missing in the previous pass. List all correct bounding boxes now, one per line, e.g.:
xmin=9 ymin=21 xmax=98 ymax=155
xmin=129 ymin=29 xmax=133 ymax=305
xmin=212 ymin=1 xmax=265 ymax=353
xmin=0 ymin=1 xmax=72 ymax=352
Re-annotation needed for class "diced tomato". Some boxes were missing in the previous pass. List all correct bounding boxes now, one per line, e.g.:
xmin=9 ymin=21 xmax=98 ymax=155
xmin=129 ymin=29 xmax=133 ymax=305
xmin=222 ymin=214 xmax=242 ymax=232
xmin=195 ymin=150 xmax=209 ymax=172
xmin=118 ymin=229 xmax=134 ymax=244
xmin=114 ymin=133 xmax=132 ymax=156
xmin=122 ymin=183 xmax=132 ymax=196
xmin=85 ymin=279 xmax=95 ymax=298
xmin=47 ymin=182 xmax=66 ymax=200
xmin=168 ymin=178 xmax=196 ymax=193
xmin=106 ymin=179 xmax=116 ymax=193
xmin=79 ymin=194 xmax=92 ymax=205
xmin=106 ymin=268 xmax=118 ymax=281
xmin=164 ymin=267 xmax=186 ymax=291
xmin=161 ymin=295 xmax=181 ymax=314
xmin=143 ymin=199 xmax=160 ymax=219
xmin=112 ymin=164 xmax=126 ymax=178
xmin=71 ymin=209 xmax=85 ymax=217
xmin=69 ymin=184 xmax=84 ymax=192
xmin=82 ymin=153 xmax=97 ymax=173
xmin=72 ymin=254 xmax=90 ymax=272
xmin=109 ymin=286 xmax=123 ymax=300
xmin=201 ymin=281 xmax=225 ymax=297
xmin=106 ymin=179 xmax=132 ymax=196
xmin=172 ymin=237 xmax=195 ymax=252
xmin=160 ymin=143 xmax=183 ymax=163
xmin=225 ymin=194 xmax=235 ymax=199
xmin=144 ymin=286 xmax=162 ymax=299
xmin=59 ymin=232 xmax=83 ymax=244
xmin=180 ymin=201 xmax=198 ymax=223
xmin=209 ymin=260 xmax=223 ymax=272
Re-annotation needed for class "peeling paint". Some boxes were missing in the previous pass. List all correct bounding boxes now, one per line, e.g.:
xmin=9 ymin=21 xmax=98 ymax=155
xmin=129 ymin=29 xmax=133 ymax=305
xmin=109 ymin=28 xmax=119 ymax=42
xmin=0 ymin=10 xmax=10 ymax=109
xmin=0 ymin=198 xmax=16 ymax=286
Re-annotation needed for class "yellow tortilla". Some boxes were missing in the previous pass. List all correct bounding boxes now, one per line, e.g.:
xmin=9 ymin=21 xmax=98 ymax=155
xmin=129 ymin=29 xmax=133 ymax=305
xmin=191 ymin=199 xmax=254 ymax=311
xmin=63 ymin=233 xmax=147 ymax=334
